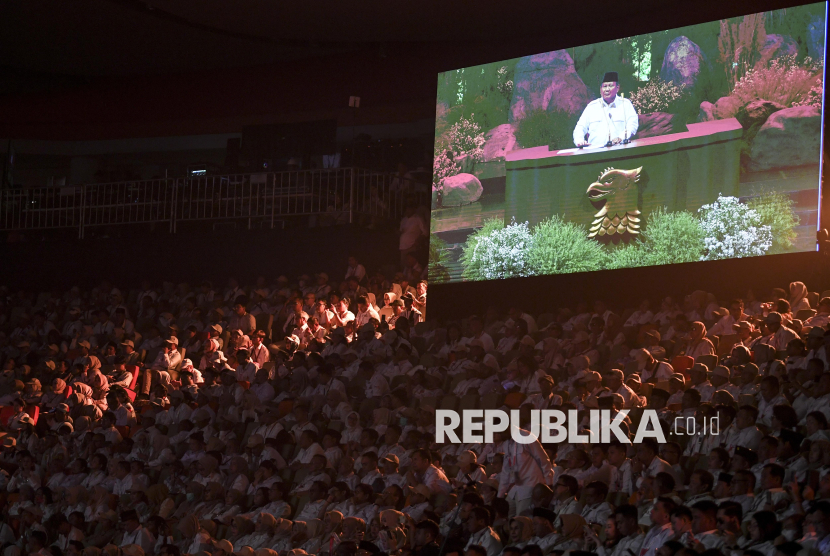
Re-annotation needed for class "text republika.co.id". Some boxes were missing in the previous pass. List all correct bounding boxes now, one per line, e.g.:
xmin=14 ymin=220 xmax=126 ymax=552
xmin=435 ymin=409 xmax=719 ymax=444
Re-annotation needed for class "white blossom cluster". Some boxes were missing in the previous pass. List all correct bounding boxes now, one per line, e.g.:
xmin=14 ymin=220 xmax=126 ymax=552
xmin=698 ymin=195 xmax=772 ymax=261
xmin=446 ymin=116 xmax=486 ymax=163
xmin=629 ymin=79 xmax=684 ymax=114
xmin=470 ymin=219 xmax=532 ymax=279
xmin=497 ymin=66 xmax=514 ymax=96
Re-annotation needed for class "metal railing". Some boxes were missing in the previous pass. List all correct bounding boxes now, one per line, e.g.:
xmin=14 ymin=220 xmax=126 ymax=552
xmin=0 ymin=168 xmax=429 ymax=237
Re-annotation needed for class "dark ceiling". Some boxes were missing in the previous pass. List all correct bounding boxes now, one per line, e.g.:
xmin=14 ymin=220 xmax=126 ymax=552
xmin=0 ymin=0 xmax=817 ymax=78
xmin=0 ymin=0 xmax=822 ymax=139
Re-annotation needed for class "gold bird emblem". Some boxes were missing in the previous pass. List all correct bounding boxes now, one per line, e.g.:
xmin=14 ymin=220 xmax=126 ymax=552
xmin=586 ymin=166 xmax=642 ymax=238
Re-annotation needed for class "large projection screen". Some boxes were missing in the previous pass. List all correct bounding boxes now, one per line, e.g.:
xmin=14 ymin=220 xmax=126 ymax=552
xmin=428 ymin=3 xmax=827 ymax=284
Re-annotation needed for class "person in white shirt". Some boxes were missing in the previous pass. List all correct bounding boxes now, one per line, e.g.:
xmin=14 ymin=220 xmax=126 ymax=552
xmin=118 ymin=509 xmax=156 ymax=554
xmin=639 ymin=497 xmax=676 ymax=556
xmin=345 ymin=256 xmax=366 ymax=283
xmin=249 ymin=331 xmax=270 ymax=369
xmin=573 ymin=71 xmax=639 ymax=148
xmin=354 ymin=296 xmax=380 ymax=328
xmin=234 ymin=349 xmax=259 ymax=383
xmin=464 ymin=506 xmax=503 ymax=556
xmin=289 ymin=430 xmax=326 ymax=468
xmin=407 ymin=448 xmax=451 ymax=495
xmin=759 ymin=312 xmax=799 ymax=352
xmin=331 ymin=299 xmax=355 ymax=329
xmin=708 ymin=299 xmax=749 ymax=337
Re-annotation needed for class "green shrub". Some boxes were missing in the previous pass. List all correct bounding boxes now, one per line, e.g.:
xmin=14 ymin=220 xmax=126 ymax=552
xmin=747 ymin=190 xmax=800 ymax=254
xmin=460 ymin=218 xmax=506 ymax=281
xmin=639 ymin=207 xmax=706 ymax=265
xmin=607 ymin=207 xmax=705 ymax=268
xmin=526 ymin=216 xmax=608 ymax=275
xmin=428 ymin=232 xmax=452 ymax=284
xmin=514 ymin=108 xmax=581 ymax=150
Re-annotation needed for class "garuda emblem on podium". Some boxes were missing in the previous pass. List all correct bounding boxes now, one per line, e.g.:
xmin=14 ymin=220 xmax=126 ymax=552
xmin=586 ymin=166 xmax=642 ymax=239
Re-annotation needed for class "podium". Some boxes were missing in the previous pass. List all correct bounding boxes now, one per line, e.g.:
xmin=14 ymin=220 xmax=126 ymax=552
xmin=504 ymin=118 xmax=743 ymax=229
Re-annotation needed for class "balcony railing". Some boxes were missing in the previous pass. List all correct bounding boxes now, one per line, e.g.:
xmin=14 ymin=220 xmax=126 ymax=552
xmin=0 ymin=168 xmax=428 ymax=237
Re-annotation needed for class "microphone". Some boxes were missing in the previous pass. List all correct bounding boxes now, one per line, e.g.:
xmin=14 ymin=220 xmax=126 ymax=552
xmin=605 ymin=112 xmax=613 ymax=148
xmin=622 ymin=103 xmax=631 ymax=145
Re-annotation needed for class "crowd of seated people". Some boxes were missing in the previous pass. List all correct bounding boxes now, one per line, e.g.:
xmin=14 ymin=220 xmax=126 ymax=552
xmin=0 ymin=267 xmax=830 ymax=556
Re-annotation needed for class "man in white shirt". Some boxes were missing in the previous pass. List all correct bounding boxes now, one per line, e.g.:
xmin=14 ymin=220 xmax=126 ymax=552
xmin=118 ymin=510 xmax=156 ymax=554
xmin=345 ymin=256 xmax=366 ymax=283
xmin=639 ymin=497 xmax=676 ymax=556
xmin=464 ymin=506 xmax=503 ymax=556
xmin=408 ymin=448 xmax=451 ymax=495
xmin=708 ymin=300 xmax=749 ymax=337
xmin=573 ymin=71 xmax=639 ymax=148
xmin=250 ymin=331 xmax=270 ymax=368
xmin=759 ymin=312 xmax=799 ymax=352
xmin=354 ymin=296 xmax=380 ymax=328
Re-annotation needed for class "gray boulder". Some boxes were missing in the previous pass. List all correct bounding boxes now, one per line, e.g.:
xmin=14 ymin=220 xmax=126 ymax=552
xmin=637 ymin=112 xmax=676 ymax=138
xmin=758 ymin=34 xmax=799 ymax=66
xmin=735 ymin=99 xmax=785 ymax=131
xmin=441 ymin=173 xmax=483 ymax=206
xmin=660 ymin=36 xmax=705 ymax=90
xmin=509 ymin=50 xmax=594 ymax=122
xmin=808 ymin=15 xmax=826 ymax=62
xmin=482 ymin=124 xmax=518 ymax=161
xmin=699 ymin=95 xmax=743 ymax=121
xmin=748 ymin=105 xmax=821 ymax=171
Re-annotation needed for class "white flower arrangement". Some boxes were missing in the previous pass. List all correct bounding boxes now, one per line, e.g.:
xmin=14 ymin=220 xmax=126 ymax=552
xmin=470 ymin=219 xmax=532 ymax=280
xmin=698 ymin=195 xmax=772 ymax=261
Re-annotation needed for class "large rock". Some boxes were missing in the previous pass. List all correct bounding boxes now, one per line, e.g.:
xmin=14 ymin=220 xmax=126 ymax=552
xmin=441 ymin=173 xmax=483 ymax=206
xmin=509 ymin=50 xmax=594 ymax=122
xmin=758 ymin=34 xmax=799 ymax=66
xmin=735 ymin=99 xmax=785 ymax=131
xmin=699 ymin=95 xmax=743 ymax=121
xmin=482 ymin=124 xmax=518 ymax=161
xmin=660 ymin=36 xmax=706 ymax=90
xmin=637 ymin=112 xmax=676 ymax=138
xmin=748 ymin=105 xmax=821 ymax=171
xmin=808 ymin=15 xmax=826 ymax=62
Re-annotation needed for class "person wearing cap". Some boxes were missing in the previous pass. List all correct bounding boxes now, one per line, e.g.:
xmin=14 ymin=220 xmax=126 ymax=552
xmin=525 ymin=374 xmax=563 ymax=411
xmin=630 ymin=349 xmax=674 ymax=384
xmin=380 ymin=454 xmax=406 ymax=488
xmin=573 ymin=71 xmax=638 ymax=148
xmin=120 ymin=339 xmax=141 ymax=366
xmin=758 ymin=312 xmax=799 ymax=353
